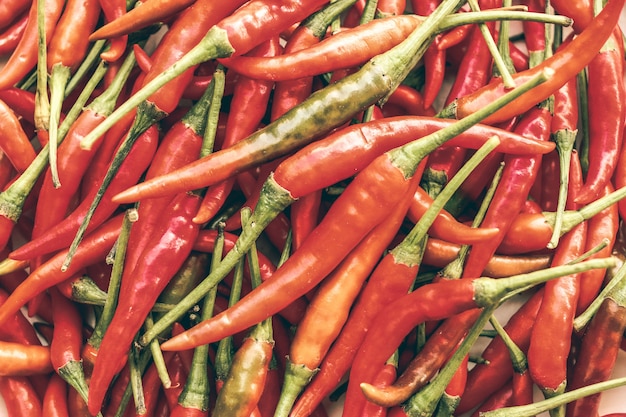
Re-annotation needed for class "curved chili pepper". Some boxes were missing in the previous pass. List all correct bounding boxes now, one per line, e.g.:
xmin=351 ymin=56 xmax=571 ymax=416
xmin=407 ymin=186 xmax=500 ymax=245
xmin=0 ymin=0 xmax=65 ymax=90
xmin=441 ymin=0 xmax=624 ymax=125
xmin=497 ymin=185 xmax=626 ymax=255
xmin=195 ymin=37 xmax=279 ymax=226
xmin=0 ymin=11 xmax=28 ymax=57
xmin=0 ymin=214 xmax=124 ymax=327
xmin=9 ymin=125 xmax=158 ymax=262
xmin=90 ymin=0 xmax=196 ymax=41
xmin=0 ymin=376 xmax=43 ymax=416
xmin=0 ymin=98 xmax=37 ymax=173
xmin=96 ymin=0 xmax=129 ymax=62
xmin=43 ymin=373 xmax=70 ymax=417
xmin=345 ymin=260 xmax=614 ymax=417
xmin=414 ymin=0 xmax=446 ymax=110
xmin=575 ymin=30 xmax=625 ymax=205
xmin=362 ymin=352 xmax=399 ymax=417
xmin=122 ymin=84 xmax=214 ymax=272
xmin=87 ymin=192 xmax=203 ymax=415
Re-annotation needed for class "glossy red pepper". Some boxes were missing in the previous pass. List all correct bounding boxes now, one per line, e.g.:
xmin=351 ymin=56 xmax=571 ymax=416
xmin=0 ymin=11 xmax=28 ymax=55
xmin=0 ymin=0 xmax=65 ymax=90
xmin=95 ymin=0 xmax=129 ymax=62
xmin=0 ymin=98 xmax=37 ymax=173
xmin=87 ymin=192 xmax=203 ymax=415
xmin=0 ymin=376 xmax=44 ymax=416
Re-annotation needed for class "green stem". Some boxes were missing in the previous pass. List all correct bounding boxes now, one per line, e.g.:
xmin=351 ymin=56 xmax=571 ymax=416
xmin=47 ymin=64 xmax=72 ymax=187
xmin=34 ymin=0 xmax=50 ymax=135
xmin=200 ymin=64 xmax=226 ymax=158
xmin=359 ymin=0 xmax=379 ymax=24
xmin=145 ymin=314 xmax=171 ymax=389
xmin=65 ymin=39 xmax=108 ymax=96
xmin=392 ymin=135 xmax=501 ymax=267
xmin=88 ymin=209 xmax=137 ymax=349
xmin=467 ymin=0 xmax=515 ymax=88
xmin=480 ymin=377 xmax=626 ymax=417
xmin=547 ymin=129 xmax=577 ymax=249
xmin=473 ymin=258 xmax=617 ymax=308
xmin=574 ymin=260 xmax=626 ymax=331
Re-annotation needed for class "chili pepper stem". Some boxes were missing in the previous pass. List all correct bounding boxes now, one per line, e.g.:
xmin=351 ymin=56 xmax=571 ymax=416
xmin=62 ymin=103 xmax=165 ymax=271
xmin=80 ymin=26 xmax=235 ymax=150
xmin=480 ymin=377 xmax=626 ymax=417
xmin=57 ymin=360 xmax=92 ymax=409
xmin=544 ymin=185 xmax=626 ymax=238
xmin=274 ymin=359 xmax=319 ymax=417
xmin=547 ymin=129 xmax=578 ymax=249
xmin=47 ymin=63 xmax=72 ymax=188
xmin=473 ymin=257 xmax=617 ymax=308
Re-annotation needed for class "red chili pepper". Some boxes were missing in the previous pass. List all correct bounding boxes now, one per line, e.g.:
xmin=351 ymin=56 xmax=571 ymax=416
xmin=0 ymin=11 xmax=28 ymax=56
xmin=407 ymin=186 xmax=500 ymax=245
xmin=441 ymin=0 xmax=624 ymax=125
xmin=0 ymin=98 xmax=37 ymax=173
xmin=361 ymin=352 xmax=399 ymax=417
xmin=45 ymin=0 xmax=102 ymax=154
xmin=0 ymin=214 xmax=124 ymax=327
xmin=551 ymin=0 xmax=593 ymax=33
xmin=95 ymin=0 xmax=129 ymax=62
xmin=528 ymin=154 xmax=586 ymax=409
xmin=521 ymin=0 xmax=546 ymax=67
xmin=461 ymin=104 xmax=552 ymax=279
xmin=576 ymin=184 xmax=619 ymax=314
xmin=496 ymin=185 xmax=626 ymax=255
xmin=575 ymin=30 xmax=625 ymax=204
xmin=469 ymin=382 xmax=515 ymax=417
xmin=27 ymin=51 xmax=137 ymax=268
xmin=0 ymin=376 xmax=44 ymax=416
xmin=43 ymin=373 xmax=70 ymax=417
xmin=9 ymin=125 xmax=158 ymax=262
xmin=155 ymin=68 xmax=548 ymax=354
xmin=0 ymin=287 xmax=41 ymax=346
xmin=48 ymin=286 xmax=90 ymax=408
xmin=90 ymin=0 xmax=197 ymax=41
xmin=0 ymin=0 xmax=65 ymax=90
xmin=87 ymin=192 xmax=203 ymax=415
xmin=0 ymin=0 xmax=30 ymax=31
xmin=566 ymin=278 xmax=626 ymax=417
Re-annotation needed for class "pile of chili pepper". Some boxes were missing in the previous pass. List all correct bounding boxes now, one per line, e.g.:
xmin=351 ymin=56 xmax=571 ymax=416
xmin=1 ymin=0 xmax=626 ymax=416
